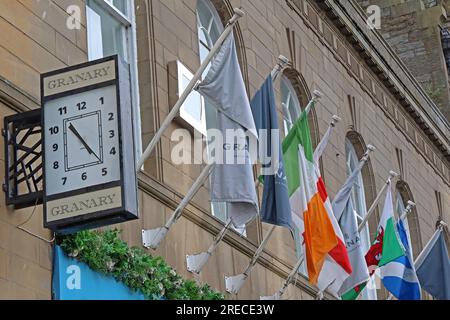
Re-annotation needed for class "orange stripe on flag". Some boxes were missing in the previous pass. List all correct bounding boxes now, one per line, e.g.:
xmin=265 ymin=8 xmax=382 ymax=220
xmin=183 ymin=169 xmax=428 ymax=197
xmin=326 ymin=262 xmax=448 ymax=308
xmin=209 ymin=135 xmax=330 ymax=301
xmin=303 ymin=192 xmax=338 ymax=285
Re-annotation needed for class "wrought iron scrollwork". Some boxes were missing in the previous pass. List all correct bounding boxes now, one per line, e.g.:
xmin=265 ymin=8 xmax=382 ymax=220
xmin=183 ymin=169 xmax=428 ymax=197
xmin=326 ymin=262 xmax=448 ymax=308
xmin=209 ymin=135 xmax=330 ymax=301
xmin=3 ymin=109 xmax=43 ymax=208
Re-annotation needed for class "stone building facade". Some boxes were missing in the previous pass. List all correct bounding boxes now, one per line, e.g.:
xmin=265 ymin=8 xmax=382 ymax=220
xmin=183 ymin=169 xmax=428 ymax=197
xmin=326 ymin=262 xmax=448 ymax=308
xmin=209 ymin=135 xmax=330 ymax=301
xmin=0 ymin=0 xmax=449 ymax=300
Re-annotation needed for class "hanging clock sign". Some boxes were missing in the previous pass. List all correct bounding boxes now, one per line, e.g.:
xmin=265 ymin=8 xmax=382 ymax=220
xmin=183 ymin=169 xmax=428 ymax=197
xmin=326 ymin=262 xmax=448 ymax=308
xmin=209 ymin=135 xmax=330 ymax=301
xmin=41 ymin=55 xmax=138 ymax=234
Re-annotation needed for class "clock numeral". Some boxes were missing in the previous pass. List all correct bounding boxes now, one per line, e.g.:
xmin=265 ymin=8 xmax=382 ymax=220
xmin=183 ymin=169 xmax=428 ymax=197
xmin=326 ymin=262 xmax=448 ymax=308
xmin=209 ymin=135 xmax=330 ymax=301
xmin=108 ymin=113 xmax=115 ymax=121
xmin=110 ymin=147 xmax=117 ymax=155
xmin=109 ymin=130 xmax=115 ymax=138
xmin=58 ymin=106 xmax=67 ymax=115
xmin=49 ymin=126 xmax=59 ymax=135
xmin=102 ymin=168 xmax=108 ymax=176
xmin=53 ymin=161 xmax=59 ymax=170
xmin=99 ymin=97 xmax=104 ymax=105
xmin=62 ymin=177 xmax=67 ymax=186
xmin=52 ymin=144 xmax=58 ymax=152
xmin=77 ymin=102 xmax=87 ymax=111
xmin=81 ymin=172 xmax=87 ymax=181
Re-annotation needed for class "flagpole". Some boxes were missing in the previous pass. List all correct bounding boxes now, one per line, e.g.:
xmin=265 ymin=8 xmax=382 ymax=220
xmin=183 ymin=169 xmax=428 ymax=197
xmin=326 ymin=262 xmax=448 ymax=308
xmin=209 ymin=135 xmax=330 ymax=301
xmin=142 ymin=163 xmax=215 ymax=249
xmin=358 ymin=170 xmax=399 ymax=233
xmin=225 ymin=225 xmax=276 ymax=294
xmin=136 ymin=8 xmax=245 ymax=171
xmin=305 ymin=90 xmax=323 ymax=115
xmin=186 ymin=218 xmax=233 ymax=274
xmin=313 ymin=115 xmax=342 ymax=165
xmin=260 ymin=256 xmax=305 ymax=300
xmin=271 ymin=55 xmax=290 ymax=81
xmin=400 ymin=201 xmax=416 ymax=221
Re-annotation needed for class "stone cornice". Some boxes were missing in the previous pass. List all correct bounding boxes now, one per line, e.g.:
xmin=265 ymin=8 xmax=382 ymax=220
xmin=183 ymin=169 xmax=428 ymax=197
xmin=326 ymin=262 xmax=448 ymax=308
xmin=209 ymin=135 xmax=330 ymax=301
xmin=137 ymin=170 xmax=334 ymax=300
xmin=328 ymin=0 xmax=450 ymax=153
xmin=284 ymin=0 xmax=450 ymax=185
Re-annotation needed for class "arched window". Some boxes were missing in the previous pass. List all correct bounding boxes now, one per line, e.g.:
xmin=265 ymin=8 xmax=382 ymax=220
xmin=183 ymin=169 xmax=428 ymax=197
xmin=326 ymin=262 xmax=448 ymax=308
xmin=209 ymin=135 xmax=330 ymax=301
xmin=345 ymin=137 xmax=377 ymax=300
xmin=395 ymin=182 xmax=422 ymax=258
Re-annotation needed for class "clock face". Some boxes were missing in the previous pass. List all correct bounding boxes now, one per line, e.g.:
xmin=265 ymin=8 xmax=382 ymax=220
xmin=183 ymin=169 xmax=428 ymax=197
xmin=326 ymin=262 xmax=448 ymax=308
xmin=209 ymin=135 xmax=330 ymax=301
xmin=44 ymin=85 xmax=121 ymax=196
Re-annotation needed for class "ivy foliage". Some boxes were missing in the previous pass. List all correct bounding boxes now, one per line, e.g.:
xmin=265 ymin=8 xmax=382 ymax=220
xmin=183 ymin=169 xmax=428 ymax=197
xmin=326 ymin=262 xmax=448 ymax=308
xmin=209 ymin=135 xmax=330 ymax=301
xmin=59 ymin=229 xmax=225 ymax=300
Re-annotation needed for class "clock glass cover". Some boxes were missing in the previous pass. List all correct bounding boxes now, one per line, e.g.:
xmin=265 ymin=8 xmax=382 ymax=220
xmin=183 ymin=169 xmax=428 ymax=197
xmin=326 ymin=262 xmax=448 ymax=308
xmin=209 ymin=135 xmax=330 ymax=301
xmin=44 ymin=85 xmax=120 ymax=196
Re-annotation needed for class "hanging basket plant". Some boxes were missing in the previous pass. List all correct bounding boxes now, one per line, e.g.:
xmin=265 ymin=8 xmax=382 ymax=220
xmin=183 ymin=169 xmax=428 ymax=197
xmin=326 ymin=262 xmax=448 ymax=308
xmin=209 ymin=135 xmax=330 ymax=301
xmin=59 ymin=229 xmax=225 ymax=300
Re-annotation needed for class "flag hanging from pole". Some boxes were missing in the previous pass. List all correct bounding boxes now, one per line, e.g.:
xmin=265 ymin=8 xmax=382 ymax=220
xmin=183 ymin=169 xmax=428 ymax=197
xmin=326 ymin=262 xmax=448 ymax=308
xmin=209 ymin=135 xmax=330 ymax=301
xmin=331 ymin=162 xmax=370 ymax=299
xmin=347 ymin=181 xmax=405 ymax=299
xmin=378 ymin=219 xmax=421 ymax=300
xmin=250 ymin=75 xmax=293 ymax=231
xmin=366 ymin=182 xmax=405 ymax=273
xmin=416 ymin=227 xmax=450 ymax=300
xmin=283 ymin=109 xmax=351 ymax=285
xmin=197 ymin=34 xmax=259 ymax=228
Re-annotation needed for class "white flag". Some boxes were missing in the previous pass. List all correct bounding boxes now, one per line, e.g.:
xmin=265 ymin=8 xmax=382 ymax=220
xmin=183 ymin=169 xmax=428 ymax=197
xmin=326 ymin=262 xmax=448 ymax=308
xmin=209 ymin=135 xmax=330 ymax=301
xmin=197 ymin=34 xmax=259 ymax=227
xmin=332 ymin=161 xmax=370 ymax=298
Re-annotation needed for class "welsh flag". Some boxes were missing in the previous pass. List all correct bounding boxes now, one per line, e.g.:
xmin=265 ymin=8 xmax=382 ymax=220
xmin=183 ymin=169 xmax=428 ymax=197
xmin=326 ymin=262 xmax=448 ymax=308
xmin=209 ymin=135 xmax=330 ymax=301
xmin=283 ymin=108 xmax=352 ymax=286
xmin=343 ymin=180 xmax=405 ymax=299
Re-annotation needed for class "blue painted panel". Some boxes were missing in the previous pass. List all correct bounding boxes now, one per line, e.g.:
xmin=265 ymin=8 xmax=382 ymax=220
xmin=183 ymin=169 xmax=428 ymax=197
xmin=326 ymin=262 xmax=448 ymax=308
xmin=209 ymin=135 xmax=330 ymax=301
xmin=53 ymin=246 xmax=146 ymax=300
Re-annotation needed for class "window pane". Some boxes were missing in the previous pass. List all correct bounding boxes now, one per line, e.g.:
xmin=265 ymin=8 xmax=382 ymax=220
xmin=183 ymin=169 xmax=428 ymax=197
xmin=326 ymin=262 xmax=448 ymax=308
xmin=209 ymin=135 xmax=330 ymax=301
xmin=87 ymin=0 xmax=126 ymax=61
xmin=199 ymin=43 xmax=210 ymax=66
xmin=281 ymin=76 xmax=301 ymax=134
xmin=197 ymin=1 xmax=213 ymax=32
xmin=181 ymin=75 xmax=203 ymax=121
xmin=212 ymin=202 xmax=227 ymax=222
xmin=87 ymin=6 xmax=104 ymax=61
xmin=112 ymin=0 xmax=127 ymax=16
xmin=209 ymin=24 xmax=221 ymax=45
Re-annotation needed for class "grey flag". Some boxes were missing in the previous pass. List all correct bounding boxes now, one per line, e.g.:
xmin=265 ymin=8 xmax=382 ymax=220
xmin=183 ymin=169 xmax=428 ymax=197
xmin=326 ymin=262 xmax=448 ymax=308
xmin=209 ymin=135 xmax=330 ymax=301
xmin=332 ymin=161 xmax=370 ymax=296
xmin=197 ymin=34 xmax=259 ymax=228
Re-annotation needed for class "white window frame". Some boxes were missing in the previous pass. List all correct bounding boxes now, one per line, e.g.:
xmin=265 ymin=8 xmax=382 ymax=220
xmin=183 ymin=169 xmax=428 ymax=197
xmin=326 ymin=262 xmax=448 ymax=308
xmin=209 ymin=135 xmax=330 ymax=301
xmin=176 ymin=61 xmax=207 ymax=136
xmin=86 ymin=0 xmax=142 ymax=159
xmin=345 ymin=139 xmax=377 ymax=300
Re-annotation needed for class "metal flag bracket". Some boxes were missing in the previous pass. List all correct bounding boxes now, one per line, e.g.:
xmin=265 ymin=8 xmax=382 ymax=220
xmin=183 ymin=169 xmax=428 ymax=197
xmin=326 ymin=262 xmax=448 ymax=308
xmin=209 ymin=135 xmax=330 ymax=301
xmin=225 ymin=226 xmax=276 ymax=294
xmin=186 ymin=219 xmax=233 ymax=274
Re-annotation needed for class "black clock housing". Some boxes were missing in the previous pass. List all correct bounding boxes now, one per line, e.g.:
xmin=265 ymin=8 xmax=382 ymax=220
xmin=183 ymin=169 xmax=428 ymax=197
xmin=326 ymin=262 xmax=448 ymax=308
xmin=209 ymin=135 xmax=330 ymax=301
xmin=41 ymin=55 xmax=138 ymax=234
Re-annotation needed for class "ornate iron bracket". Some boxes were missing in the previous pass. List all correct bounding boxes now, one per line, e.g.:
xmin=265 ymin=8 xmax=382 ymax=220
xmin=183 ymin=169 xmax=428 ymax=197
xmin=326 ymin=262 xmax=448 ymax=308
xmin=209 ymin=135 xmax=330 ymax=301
xmin=3 ymin=109 xmax=43 ymax=208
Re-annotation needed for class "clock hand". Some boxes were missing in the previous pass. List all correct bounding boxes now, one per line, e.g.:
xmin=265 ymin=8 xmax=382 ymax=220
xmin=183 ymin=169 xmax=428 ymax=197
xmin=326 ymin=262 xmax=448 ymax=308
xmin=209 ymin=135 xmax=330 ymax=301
xmin=68 ymin=123 xmax=102 ymax=162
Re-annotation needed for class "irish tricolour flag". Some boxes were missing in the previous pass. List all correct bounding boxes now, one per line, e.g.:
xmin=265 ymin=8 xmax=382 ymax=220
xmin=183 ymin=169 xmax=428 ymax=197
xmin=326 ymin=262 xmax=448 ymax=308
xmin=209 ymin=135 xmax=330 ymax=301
xmin=283 ymin=108 xmax=352 ymax=287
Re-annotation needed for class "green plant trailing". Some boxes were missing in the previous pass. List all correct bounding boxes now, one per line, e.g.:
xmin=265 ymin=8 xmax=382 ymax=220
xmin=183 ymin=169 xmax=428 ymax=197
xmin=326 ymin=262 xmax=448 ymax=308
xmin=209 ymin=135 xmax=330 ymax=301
xmin=60 ymin=229 xmax=225 ymax=300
